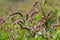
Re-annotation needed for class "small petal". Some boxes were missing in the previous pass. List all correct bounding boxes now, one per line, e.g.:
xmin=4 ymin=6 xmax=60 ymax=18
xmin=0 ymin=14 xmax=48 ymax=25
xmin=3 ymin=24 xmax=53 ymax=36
xmin=38 ymin=31 xmax=42 ymax=35
xmin=35 ymin=34 xmax=38 ymax=38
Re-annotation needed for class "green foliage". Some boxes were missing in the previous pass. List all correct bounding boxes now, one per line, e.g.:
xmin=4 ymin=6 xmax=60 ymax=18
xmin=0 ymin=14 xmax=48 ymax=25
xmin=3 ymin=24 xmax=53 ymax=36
xmin=0 ymin=31 xmax=9 ymax=40
xmin=33 ymin=13 xmax=41 ymax=21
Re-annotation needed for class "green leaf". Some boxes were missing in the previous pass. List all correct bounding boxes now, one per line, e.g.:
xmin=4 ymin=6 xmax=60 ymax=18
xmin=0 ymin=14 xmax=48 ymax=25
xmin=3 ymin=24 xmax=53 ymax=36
xmin=33 ymin=13 xmax=41 ymax=21
xmin=0 ymin=32 xmax=8 ymax=40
